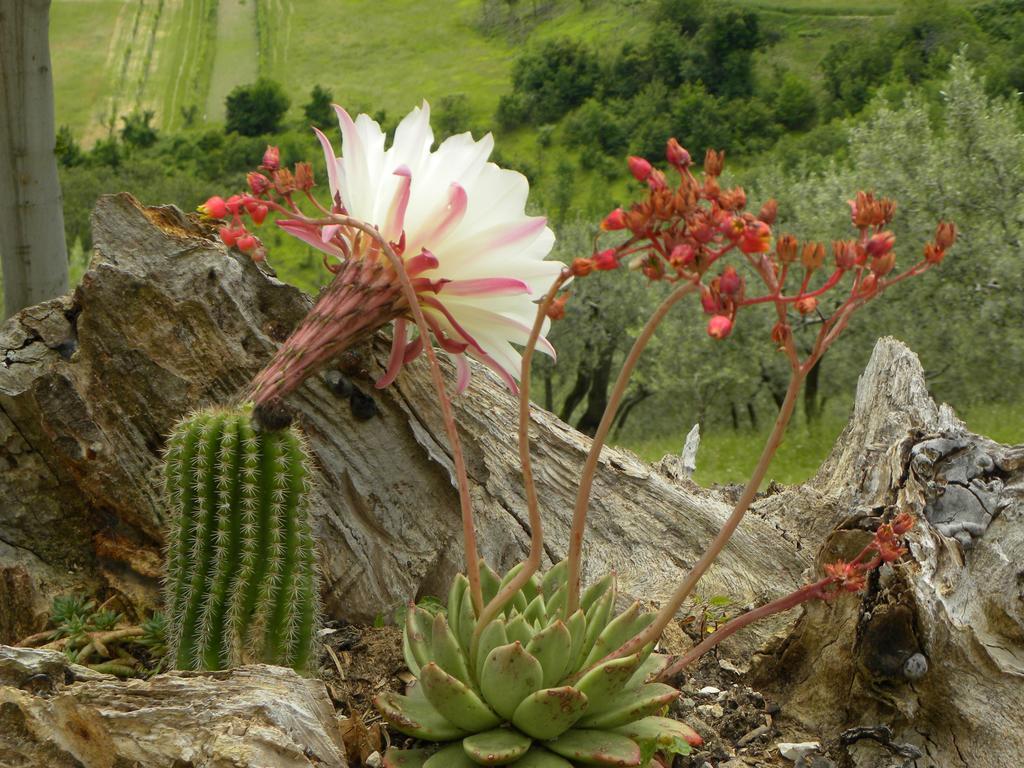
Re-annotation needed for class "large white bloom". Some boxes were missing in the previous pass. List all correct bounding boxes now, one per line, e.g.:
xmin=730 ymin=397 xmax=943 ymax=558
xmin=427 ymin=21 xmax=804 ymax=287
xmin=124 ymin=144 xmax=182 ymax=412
xmin=290 ymin=102 xmax=561 ymax=393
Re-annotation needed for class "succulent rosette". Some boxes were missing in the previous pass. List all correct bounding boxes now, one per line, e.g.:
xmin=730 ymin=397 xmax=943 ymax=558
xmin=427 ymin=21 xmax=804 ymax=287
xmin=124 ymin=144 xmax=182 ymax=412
xmin=376 ymin=561 xmax=701 ymax=767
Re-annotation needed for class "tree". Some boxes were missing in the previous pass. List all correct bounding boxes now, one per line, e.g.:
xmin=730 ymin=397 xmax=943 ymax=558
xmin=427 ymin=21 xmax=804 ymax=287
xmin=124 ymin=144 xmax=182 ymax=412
xmin=225 ymin=78 xmax=290 ymax=136
xmin=0 ymin=0 xmax=69 ymax=318
xmin=120 ymin=110 xmax=158 ymax=149
xmin=303 ymin=84 xmax=334 ymax=130
xmin=773 ymin=73 xmax=818 ymax=131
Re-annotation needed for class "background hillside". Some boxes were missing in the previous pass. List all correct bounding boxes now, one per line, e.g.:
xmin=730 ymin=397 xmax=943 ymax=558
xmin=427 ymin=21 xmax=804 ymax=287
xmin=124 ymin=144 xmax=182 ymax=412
xmin=47 ymin=0 xmax=1024 ymax=483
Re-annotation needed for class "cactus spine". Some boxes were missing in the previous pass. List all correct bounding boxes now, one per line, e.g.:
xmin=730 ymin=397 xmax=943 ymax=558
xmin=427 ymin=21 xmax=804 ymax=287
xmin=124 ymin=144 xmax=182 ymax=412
xmin=163 ymin=405 xmax=320 ymax=672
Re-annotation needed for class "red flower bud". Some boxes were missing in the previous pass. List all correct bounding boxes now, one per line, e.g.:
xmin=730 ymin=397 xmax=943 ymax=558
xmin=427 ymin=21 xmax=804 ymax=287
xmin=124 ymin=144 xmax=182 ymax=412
xmin=200 ymin=196 xmax=228 ymax=219
xmin=247 ymin=172 xmax=271 ymax=196
xmin=719 ymin=266 xmax=742 ymax=295
xmin=646 ymin=168 xmax=667 ymax=190
xmin=261 ymin=145 xmax=281 ymax=171
xmin=251 ymin=204 xmax=269 ymax=225
xmin=701 ymin=288 xmax=720 ymax=315
xmin=707 ymin=315 xmax=733 ymax=340
xmin=571 ymin=257 xmax=594 ymax=277
xmin=628 ymin=156 xmax=652 ymax=182
xmin=866 ymin=231 xmax=895 ymax=258
xmin=236 ymin=234 xmax=257 ymax=254
xmin=593 ymin=248 xmax=619 ymax=271
xmin=669 ymin=243 xmax=696 ymax=268
xmin=601 ymin=208 xmax=627 ymax=231
xmin=795 ymin=296 xmax=818 ymax=315
xmin=219 ymin=226 xmax=238 ymax=247
xmin=858 ymin=273 xmax=878 ymax=297
xmin=547 ymin=293 xmax=570 ymax=320
xmin=666 ymin=138 xmax=691 ymax=168
xmin=225 ymin=195 xmax=243 ymax=216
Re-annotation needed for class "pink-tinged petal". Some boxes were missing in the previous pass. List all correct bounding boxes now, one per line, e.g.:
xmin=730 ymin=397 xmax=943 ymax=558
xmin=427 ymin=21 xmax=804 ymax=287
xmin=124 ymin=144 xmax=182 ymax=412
xmin=384 ymin=165 xmax=412 ymax=241
xmin=441 ymin=277 xmax=531 ymax=297
xmin=406 ymin=249 xmax=440 ymax=277
xmin=312 ymin=127 xmax=342 ymax=208
xmin=416 ymin=182 xmax=467 ymax=247
xmin=419 ymin=295 xmax=487 ymax=356
xmin=375 ymin=318 xmax=408 ymax=389
xmin=321 ymin=223 xmax=341 ymax=244
xmin=454 ymin=354 xmax=472 ymax=394
xmin=472 ymin=348 xmax=519 ymax=393
xmin=403 ymin=336 xmax=424 ymax=364
xmin=277 ymin=219 xmax=347 ymax=259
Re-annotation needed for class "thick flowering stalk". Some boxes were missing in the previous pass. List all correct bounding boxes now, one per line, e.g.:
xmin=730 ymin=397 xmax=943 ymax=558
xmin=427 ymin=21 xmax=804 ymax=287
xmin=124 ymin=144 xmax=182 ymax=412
xmin=204 ymin=102 xmax=561 ymax=423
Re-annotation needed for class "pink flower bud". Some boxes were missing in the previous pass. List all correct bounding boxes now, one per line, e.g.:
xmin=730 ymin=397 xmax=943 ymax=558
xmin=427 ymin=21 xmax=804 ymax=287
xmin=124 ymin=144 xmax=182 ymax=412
xmin=201 ymin=196 xmax=228 ymax=219
xmin=646 ymin=169 xmax=667 ymax=190
xmin=593 ymin=248 xmax=619 ymax=271
xmin=628 ymin=156 xmax=652 ymax=182
xmin=261 ymin=145 xmax=281 ymax=171
xmin=247 ymin=172 xmax=271 ymax=196
xmin=225 ymin=195 xmax=243 ymax=216
xmin=701 ymin=288 xmax=720 ymax=315
xmin=707 ymin=315 xmax=733 ymax=340
xmin=219 ymin=226 xmax=237 ymax=247
xmin=601 ymin=208 xmax=627 ymax=231
xmin=666 ymin=138 xmax=691 ymax=168
xmin=251 ymin=204 xmax=269 ymax=225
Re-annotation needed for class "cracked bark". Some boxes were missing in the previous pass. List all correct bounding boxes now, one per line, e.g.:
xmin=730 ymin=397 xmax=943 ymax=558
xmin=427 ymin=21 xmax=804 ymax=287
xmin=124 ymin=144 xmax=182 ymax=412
xmin=0 ymin=195 xmax=1020 ymax=767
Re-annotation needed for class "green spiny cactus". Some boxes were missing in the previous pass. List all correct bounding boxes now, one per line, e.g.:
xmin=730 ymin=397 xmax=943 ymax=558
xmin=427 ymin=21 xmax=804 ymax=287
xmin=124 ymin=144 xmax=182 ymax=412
xmin=376 ymin=561 xmax=701 ymax=767
xmin=163 ymin=404 xmax=320 ymax=673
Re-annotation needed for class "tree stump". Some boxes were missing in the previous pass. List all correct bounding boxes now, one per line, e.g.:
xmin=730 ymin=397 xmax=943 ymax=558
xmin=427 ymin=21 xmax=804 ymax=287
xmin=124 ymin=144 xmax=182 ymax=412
xmin=0 ymin=195 xmax=1020 ymax=766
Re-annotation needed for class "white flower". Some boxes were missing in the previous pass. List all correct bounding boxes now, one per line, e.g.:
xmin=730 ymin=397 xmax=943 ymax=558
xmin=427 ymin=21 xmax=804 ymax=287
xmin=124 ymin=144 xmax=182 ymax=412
xmin=289 ymin=102 xmax=561 ymax=393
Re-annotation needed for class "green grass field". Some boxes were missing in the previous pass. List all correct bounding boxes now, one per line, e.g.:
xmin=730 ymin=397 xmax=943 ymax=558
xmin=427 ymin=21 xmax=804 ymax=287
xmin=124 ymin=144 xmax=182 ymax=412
xmin=53 ymin=0 xmax=954 ymax=143
xmin=623 ymin=400 xmax=1024 ymax=487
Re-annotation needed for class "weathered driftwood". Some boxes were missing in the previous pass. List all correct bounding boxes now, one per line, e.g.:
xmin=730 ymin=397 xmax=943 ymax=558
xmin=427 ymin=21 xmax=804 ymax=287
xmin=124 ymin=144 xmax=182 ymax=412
xmin=0 ymin=195 xmax=1021 ymax=767
xmin=0 ymin=645 xmax=347 ymax=767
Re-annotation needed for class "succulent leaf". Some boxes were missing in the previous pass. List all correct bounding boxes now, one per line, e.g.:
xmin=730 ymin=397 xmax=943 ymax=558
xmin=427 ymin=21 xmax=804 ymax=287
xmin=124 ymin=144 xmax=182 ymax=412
xmin=576 ymin=683 xmax=678 ymax=729
xmin=579 ymin=585 xmax=615 ymax=666
xmin=448 ymin=574 xmax=469 ymax=642
xmin=543 ymin=729 xmax=642 ymax=766
xmin=375 ymin=686 xmax=468 ymax=741
xmin=624 ymin=652 xmax=669 ymax=689
xmin=457 ymin=582 xmax=477 ymax=652
xmin=512 ymin=686 xmax=589 ymax=740
xmin=579 ymin=572 xmax=615 ymax=615
xmin=475 ymin=617 xmax=509 ymax=681
xmin=462 ymin=728 xmax=532 ymax=765
xmin=432 ymin=613 xmax=471 ymax=686
xmin=525 ymin=620 xmax=573 ymax=688
xmin=423 ymin=743 xmax=478 ymax=768
xmin=540 ymin=560 xmax=568 ymax=599
xmin=574 ymin=653 xmax=642 ymax=711
xmin=421 ymin=662 xmax=502 ymax=732
xmin=506 ymin=613 xmax=536 ymax=647
xmin=522 ymin=593 xmax=547 ymax=626
xmin=480 ymin=642 xmax=545 ymax=720
xmin=512 ymin=747 xmax=574 ymax=767
xmin=565 ymin=609 xmax=587 ymax=664
xmin=498 ymin=562 xmax=539 ymax=607
xmin=583 ymin=601 xmax=654 ymax=669
xmin=382 ymin=748 xmax=432 ymax=768
xmin=479 ymin=561 xmax=502 ymax=605
xmin=612 ymin=715 xmax=703 ymax=749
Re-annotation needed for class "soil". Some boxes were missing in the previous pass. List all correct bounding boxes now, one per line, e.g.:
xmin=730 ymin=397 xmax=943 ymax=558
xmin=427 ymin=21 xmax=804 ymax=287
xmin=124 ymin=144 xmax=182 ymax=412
xmin=315 ymin=619 xmax=840 ymax=768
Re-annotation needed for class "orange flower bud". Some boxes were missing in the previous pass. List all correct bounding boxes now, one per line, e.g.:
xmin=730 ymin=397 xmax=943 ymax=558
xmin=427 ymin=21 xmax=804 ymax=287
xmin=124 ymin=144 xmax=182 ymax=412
xmin=758 ymin=198 xmax=778 ymax=225
xmin=858 ymin=273 xmax=878 ymax=297
xmin=273 ymin=168 xmax=296 ymax=195
xmin=923 ymin=242 xmax=945 ymax=265
xmin=871 ymin=251 xmax=896 ymax=277
xmin=934 ymin=221 xmax=956 ymax=250
xmin=294 ymin=162 xmax=315 ymax=191
xmin=571 ymin=257 xmax=594 ymax=277
xmin=704 ymin=149 xmax=724 ymax=177
xmin=795 ymin=296 xmax=818 ymax=315
xmin=740 ymin=220 xmax=772 ymax=254
xmin=669 ymin=243 xmax=695 ymax=267
xmin=771 ymin=321 xmax=791 ymax=346
xmin=776 ymin=234 xmax=798 ymax=264
xmin=801 ymin=241 xmax=825 ymax=270
xmin=546 ymin=293 xmax=570 ymax=320
xmin=833 ymin=240 xmax=856 ymax=270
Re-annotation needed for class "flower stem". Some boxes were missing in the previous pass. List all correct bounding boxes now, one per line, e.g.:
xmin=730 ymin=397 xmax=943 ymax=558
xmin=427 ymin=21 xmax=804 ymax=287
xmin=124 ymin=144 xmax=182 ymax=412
xmin=471 ymin=271 xmax=569 ymax=663
xmin=585 ymin=364 xmax=805 ymax=670
xmin=565 ymin=280 xmax=700 ymax=615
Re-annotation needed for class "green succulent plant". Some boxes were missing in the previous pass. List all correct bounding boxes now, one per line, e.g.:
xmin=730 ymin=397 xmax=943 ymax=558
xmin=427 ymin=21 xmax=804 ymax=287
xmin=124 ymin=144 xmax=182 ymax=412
xmin=376 ymin=561 xmax=701 ymax=767
xmin=163 ymin=404 xmax=321 ymax=673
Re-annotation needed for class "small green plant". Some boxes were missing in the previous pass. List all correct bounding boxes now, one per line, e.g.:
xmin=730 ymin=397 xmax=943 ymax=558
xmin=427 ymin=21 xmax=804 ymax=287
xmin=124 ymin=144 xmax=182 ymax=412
xmin=163 ymin=404 xmax=321 ymax=672
xmin=377 ymin=560 xmax=699 ymax=767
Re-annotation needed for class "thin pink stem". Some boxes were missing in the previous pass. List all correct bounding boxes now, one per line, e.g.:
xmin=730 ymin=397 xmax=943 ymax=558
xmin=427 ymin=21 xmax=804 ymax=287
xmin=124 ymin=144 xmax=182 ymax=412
xmin=565 ymin=279 xmax=701 ymax=615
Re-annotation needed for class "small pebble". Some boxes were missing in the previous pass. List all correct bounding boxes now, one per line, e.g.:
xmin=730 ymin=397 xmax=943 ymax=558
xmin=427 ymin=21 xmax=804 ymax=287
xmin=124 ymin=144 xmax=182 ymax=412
xmin=365 ymin=752 xmax=382 ymax=768
xmin=679 ymin=697 xmax=696 ymax=710
xmin=778 ymin=741 xmax=821 ymax=762
xmin=737 ymin=724 xmax=772 ymax=747
xmin=698 ymin=685 xmax=721 ymax=696
xmin=697 ymin=703 xmax=724 ymax=719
